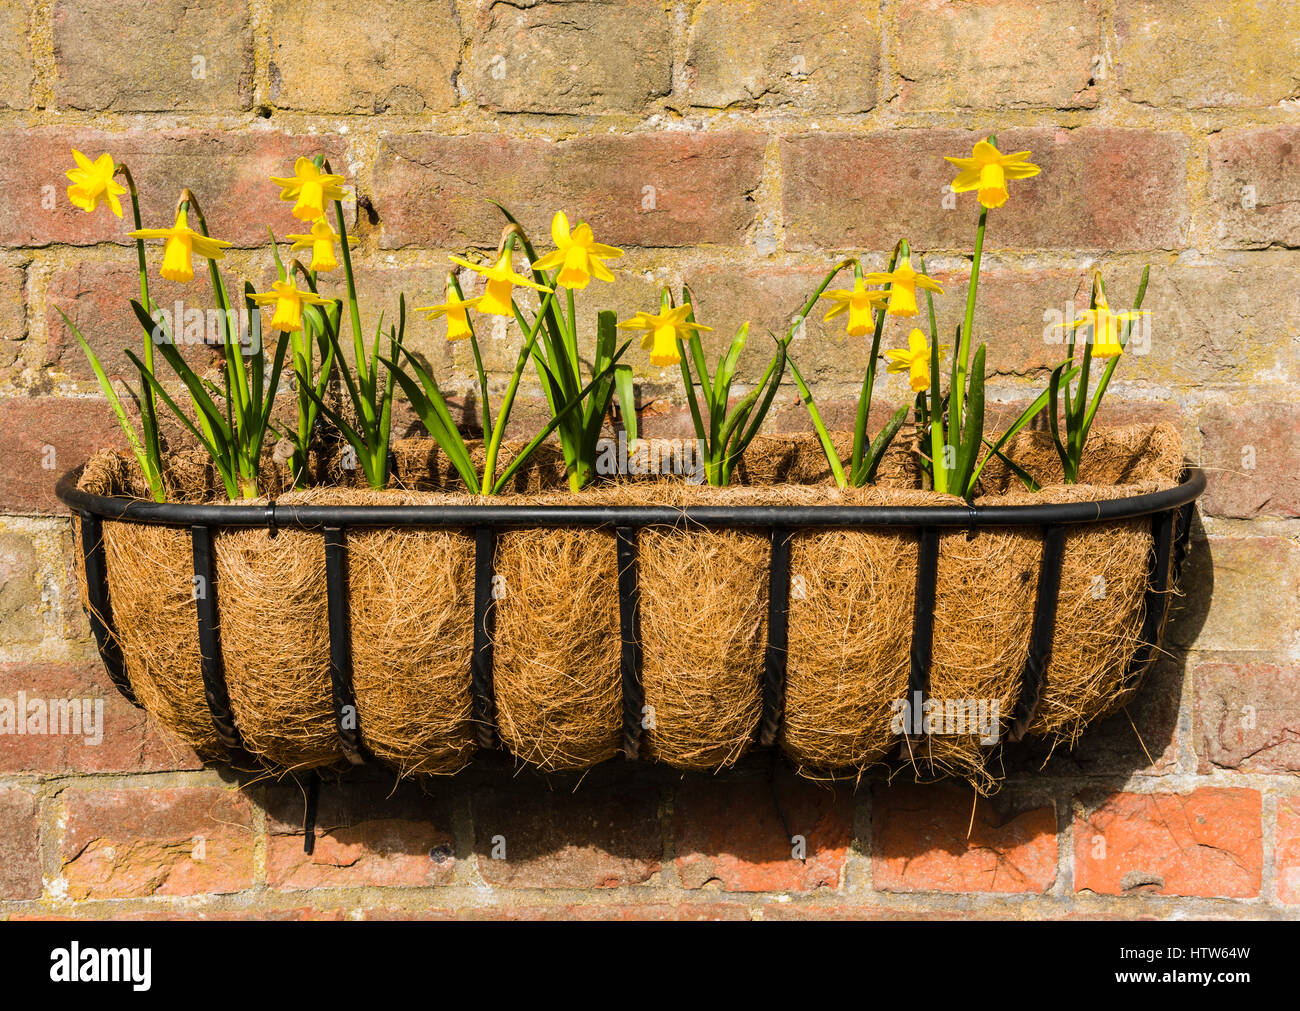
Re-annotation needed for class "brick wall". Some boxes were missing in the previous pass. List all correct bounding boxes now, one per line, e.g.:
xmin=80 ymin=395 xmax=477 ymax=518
xmin=1 ymin=1 xmax=1297 ymax=920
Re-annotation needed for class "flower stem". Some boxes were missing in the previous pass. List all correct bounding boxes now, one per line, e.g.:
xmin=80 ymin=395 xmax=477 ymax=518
xmin=953 ymin=204 xmax=987 ymax=443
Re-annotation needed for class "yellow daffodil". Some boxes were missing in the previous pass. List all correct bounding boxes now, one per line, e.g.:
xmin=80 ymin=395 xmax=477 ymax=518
xmin=944 ymin=140 xmax=1041 ymax=209
xmin=65 ymin=149 xmax=127 ymax=217
xmin=128 ymin=208 xmax=232 ymax=283
xmin=821 ymin=276 xmax=889 ymax=337
xmin=270 ymin=157 xmax=349 ymax=221
xmin=617 ymin=305 xmax=712 ymax=367
xmin=1062 ymin=293 xmax=1146 ymax=359
xmin=416 ymin=290 xmax=484 ymax=341
xmin=448 ymin=249 xmax=552 ymax=317
xmin=286 ymin=217 xmax=351 ymax=273
xmin=529 ymin=211 xmax=624 ymax=289
xmin=886 ymin=329 xmax=948 ymax=393
xmin=863 ymin=254 xmax=943 ymax=318
xmin=249 ymin=280 xmax=333 ymax=333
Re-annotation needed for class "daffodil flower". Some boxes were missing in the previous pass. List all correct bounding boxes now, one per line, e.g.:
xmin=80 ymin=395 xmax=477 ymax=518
xmin=270 ymin=157 xmax=349 ymax=221
xmin=65 ymin=149 xmax=128 ymax=217
xmin=128 ymin=208 xmax=233 ymax=283
xmin=863 ymin=255 xmax=943 ymax=318
xmin=448 ymin=249 xmax=552 ymax=317
xmin=821 ymin=276 xmax=889 ymax=336
xmin=286 ymin=217 xmax=350 ymax=273
xmin=945 ymin=140 xmax=1041 ymax=209
xmin=529 ymin=211 xmax=624 ymax=290
xmin=886 ymin=329 xmax=949 ymax=393
xmin=1062 ymin=294 xmax=1146 ymax=359
xmin=617 ymin=305 xmax=712 ymax=367
xmin=249 ymin=279 xmax=334 ymax=333
xmin=416 ymin=290 xmax=484 ymax=341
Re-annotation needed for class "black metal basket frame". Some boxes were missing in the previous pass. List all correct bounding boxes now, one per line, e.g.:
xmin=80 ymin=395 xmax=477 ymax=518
xmin=56 ymin=465 xmax=1205 ymax=772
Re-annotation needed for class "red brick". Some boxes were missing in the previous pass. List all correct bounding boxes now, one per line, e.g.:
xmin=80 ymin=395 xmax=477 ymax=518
xmin=782 ymin=128 xmax=1188 ymax=252
xmin=1073 ymin=788 xmax=1262 ymax=898
xmin=1277 ymin=797 xmax=1300 ymax=904
xmin=270 ymin=0 xmax=460 ymax=114
xmin=373 ymin=132 xmax=766 ymax=249
xmin=0 ymin=128 xmax=348 ymax=249
xmin=61 ymin=786 xmax=255 ymax=899
xmin=471 ymin=782 xmax=660 ymax=888
xmin=0 ymin=1 xmax=33 ymax=110
xmin=474 ymin=0 xmax=671 ymax=114
xmin=1116 ymin=1 xmax=1300 ymax=108
xmin=684 ymin=0 xmax=879 ymax=113
xmin=1194 ymin=663 xmax=1300 ymax=775
xmin=265 ymin=781 xmax=456 ymax=889
xmin=674 ymin=778 xmax=852 ymax=892
xmin=53 ymin=0 xmax=253 ymax=112
xmin=896 ymin=0 xmax=1100 ymax=111
xmin=1209 ymin=126 xmax=1300 ymax=249
xmin=1198 ymin=403 xmax=1300 ymax=519
xmin=0 ymin=662 xmax=199 ymax=774
xmin=872 ymin=783 xmax=1057 ymax=893
xmin=0 ymin=397 xmax=126 ymax=514
xmin=1174 ymin=537 xmax=1300 ymax=653
xmin=0 ymin=787 xmax=39 ymax=899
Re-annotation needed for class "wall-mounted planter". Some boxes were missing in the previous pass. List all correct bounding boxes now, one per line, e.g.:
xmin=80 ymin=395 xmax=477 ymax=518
xmin=59 ymin=425 xmax=1202 ymax=792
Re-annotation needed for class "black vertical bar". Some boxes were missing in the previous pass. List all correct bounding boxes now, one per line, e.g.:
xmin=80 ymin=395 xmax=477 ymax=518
xmin=1124 ymin=509 xmax=1177 ymax=682
xmin=1007 ymin=524 xmax=1067 ymax=742
xmin=759 ymin=526 xmax=792 ymax=748
xmin=191 ymin=525 xmax=246 ymax=753
xmin=323 ymin=526 xmax=364 ymax=764
xmin=470 ymin=525 xmax=498 ymax=750
xmin=78 ymin=512 xmax=137 ymax=706
xmin=615 ymin=526 xmax=644 ymax=759
xmin=907 ymin=527 xmax=940 ymax=737
xmin=303 ymin=770 xmax=320 ymax=856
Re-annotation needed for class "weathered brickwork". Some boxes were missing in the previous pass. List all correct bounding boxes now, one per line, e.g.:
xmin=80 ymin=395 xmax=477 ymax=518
xmin=0 ymin=1 xmax=1295 ymax=920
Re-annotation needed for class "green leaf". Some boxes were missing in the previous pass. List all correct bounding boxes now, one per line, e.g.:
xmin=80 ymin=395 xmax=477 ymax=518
xmin=856 ymin=403 xmax=909 ymax=486
xmin=614 ymin=364 xmax=637 ymax=443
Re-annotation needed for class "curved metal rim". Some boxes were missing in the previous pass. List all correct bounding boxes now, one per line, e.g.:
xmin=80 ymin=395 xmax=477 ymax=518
xmin=55 ymin=464 xmax=1206 ymax=529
